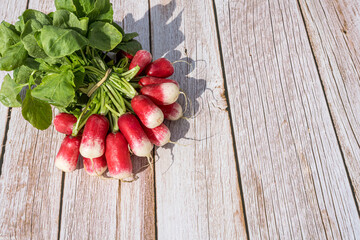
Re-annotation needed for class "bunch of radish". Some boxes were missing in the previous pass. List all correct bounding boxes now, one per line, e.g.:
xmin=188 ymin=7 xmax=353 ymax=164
xmin=54 ymin=50 xmax=183 ymax=181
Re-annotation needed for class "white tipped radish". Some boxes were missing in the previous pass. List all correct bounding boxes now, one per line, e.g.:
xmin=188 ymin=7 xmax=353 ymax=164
xmin=55 ymin=135 xmax=81 ymax=172
xmin=83 ymin=156 xmax=107 ymax=176
xmin=80 ymin=114 xmax=109 ymax=158
xmin=142 ymin=123 xmax=171 ymax=147
xmin=144 ymin=58 xmax=174 ymax=78
xmin=158 ymin=102 xmax=183 ymax=121
xmin=131 ymin=95 xmax=164 ymax=129
xmin=140 ymin=82 xmax=180 ymax=105
xmin=105 ymin=132 xmax=133 ymax=180
xmin=118 ymin=113 xmax=153 ymax=157
xmin=53 ymin=113 xmax=77 ymax=135
xmin=129 ymin=50 xmax=152 ymax=76
xmin=139 ymin=76 xmax=179 ymax=87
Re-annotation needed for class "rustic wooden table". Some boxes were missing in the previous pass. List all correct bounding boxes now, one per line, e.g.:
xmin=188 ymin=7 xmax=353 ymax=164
xmin=1 ymin=0 xmax=360 ymax=239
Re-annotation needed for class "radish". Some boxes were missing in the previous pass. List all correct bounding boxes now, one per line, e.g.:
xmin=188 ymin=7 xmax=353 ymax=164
xmin=118 ymin=113 xmax=153 ymax=157
xmin=140 ymin=82 xmax=180 ymax=105
xmin=55 ymin=135 xmax=81 ymax=172
xmin=83 ymin=156 xmax=107 ymax=176
xmin=139 ymin=76 xmax=179 ymax=87
xmin=80 ymin=114 xmax=109 ymax=158
xmin=145 ymin=58 xmax=174 ymax=78
xmin=142 ymin=123 xmax=171 ymax=147
xmin=105 ymin=132 xmax=133 ymax=180
xmin=129 ymin=50 xmax=152 ymax=76
xmin=158 ymin=102 xmax=183 ymax=120
xmin=131 ymin=95 xmax=164 ymax=129
xmin=53 ymin=113 xmax=77 ymax=135
xmin=120 ymin=50 xmax=133 ymax=60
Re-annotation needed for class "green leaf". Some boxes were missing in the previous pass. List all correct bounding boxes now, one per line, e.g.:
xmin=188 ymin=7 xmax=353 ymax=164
xmin=112 ymin=22 xmax=125 ymax=35
xmin=40 ymin=25 xmax=88 ymax=58
xmin=21 ymin=19 xmax=48 ymax=58
xmin=14 ymin=58 xmax=40 ymax=84
xmin=53 ymin=10 xmax=88 ymax=35
xmin=22 ymin=9 xmax=52 ymax=25
xmin=122 ymin=32 xmax=138 ymax=42
xmin=117 ymin=39 xmax=142 ymax=56
xmin=0 ymin=41 xmax=28 ymax=71
xmin=0 ymin=74 xmax=26 ymax=107
xmin=55 ymin=0 xmax=77 ymax=12
xmin=32 ymin=69 xmax=75 ymax=107
xmin=22 ymin=89 xmax=52 ymax=130
xmin=87 ymin=0 xmax=113 ymax=22
xmin=0 ymin=21 xmax=20 ymax=56
xmin=15 ymin=17 xmax=25 ymax=33
xmin=88 ymin=21 xmax=122 ymax=51
xmin=79 ymin=17 xmax=89 ymax=34
xmin=79 ymin=0 xmax=96 ymax=15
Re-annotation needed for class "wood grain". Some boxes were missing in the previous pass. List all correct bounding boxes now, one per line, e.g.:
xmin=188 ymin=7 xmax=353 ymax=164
xmin=214 ymin=0 xmax=360 ymax=239
xmin=0 ymin=0 xmax=28 ymax=169
xmin=298 ymin=0 xmax=360 ymax=206
xmin=114 ymin=0 xmax=156 ymax=239
xmin=0 ymin=1 xmax=63 ymax=240
xmin=149 ymin=0 xmax=247 ymax=239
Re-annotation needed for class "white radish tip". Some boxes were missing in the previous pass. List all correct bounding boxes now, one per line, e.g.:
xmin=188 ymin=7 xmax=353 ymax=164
xmin=55 ymin=156 xmax=76 ymax=172
xmin=161 ymin=83 xmax=180 ymax=105
xmin=131 ymin=140 xmax=153 ymax=157
xmin=79 ymin=140 xmax=105 ymax=159
xmin=85 ymin=166 xmax=108 ymax=176
xmin=145 ymin=108 xmax=164 ymax=129
xmin=111 ymin=172 xmax=133 ymax=180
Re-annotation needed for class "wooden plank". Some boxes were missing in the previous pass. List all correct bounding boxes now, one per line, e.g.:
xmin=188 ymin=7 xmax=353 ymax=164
xmin=57 ymin=1 xmax=155 ymax=239
xmin=298 ymin=0 xmax=360 ymax=206
xmin=214 ymin=0 xmax=360 ymax=239
xmin=114 ymin=1 xmax=156 ymax=239
xmin=149 ymin=0 xmax=247 ymax=239
xmin=0 ymin=1 xmax=63 ymax=239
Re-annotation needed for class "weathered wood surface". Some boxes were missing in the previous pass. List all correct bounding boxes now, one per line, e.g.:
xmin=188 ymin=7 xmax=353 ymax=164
xmin=1 ymin=0 xmax=360 ymax=239
xmin=214 ymin=0 xmax=360 ymax=239
xmin=0 ymin=1 xmax=63 ymax=240
xmin=150 ymin=0 xmax=247 ymax=239
xmin=298 ymin=0 xmax=360 ymax=206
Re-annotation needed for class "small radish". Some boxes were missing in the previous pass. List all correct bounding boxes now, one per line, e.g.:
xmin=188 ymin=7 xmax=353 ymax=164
xmin=131 ymin=95 xmax=164 ymax=129
xmin=139 ymin=76 xmax=179 ymax=87
xmin=142 ymin=123 xmax=171 ymax=147
xmin=55 ymin=135 xmax=81 ymax=172
xmin=105 ymin=132 xmax=133 ymax=180
xmin=118 ymin=113 xmax=153 ymax=157
xmin=120 ymin=50 xmax=133 ymax=60
xmin=158 ymin=102 xmax=183 ymax=121
xmin=145 ymin=58 xmax=174 ymax=78
xmin=129 ymin=50 xmax=152 ymax=76
xmin=83 ymin=156 xmax=107 ymax=176
xmin=53 ymin=113 xmax=77 ymax=135
xmin=140 ymin=82 xmax=180 ymax=105
xmin=80 ymin=114 xmax=109 ymax=158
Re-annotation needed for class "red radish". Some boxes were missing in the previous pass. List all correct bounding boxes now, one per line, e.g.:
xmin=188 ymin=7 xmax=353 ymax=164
xmin=55 ymin=135 xmax=81 ymax=172
xmin=140 ymin=82 xmax=180 ymax=105
xmin=118 ymin=113 xmax=153 ymax=157
xmin=145 ymin=58 xmax=174 ymax=78
xmin=83 ymin=156 xmax=107 ymax=176
xmin=129 ymin=50 xmax=152 ymax=76
xmin=105 ymin=132 xmax=133 ymax=180
xmin=139 ymin=76 xmax=179 ymax=87
xmin=142 ymin=123 xmax=171 ymax=147
xmin=159 ymin=102 xmax=183 ymax=121
xmin=131 ymin=95 xmax=164 ymax=129
xmin=53 ymin=113 xmax=77 ymax=135
xmin=120 ymin=50 xmax=133 ymax=60
xmin=80 ymin=114 xmax=109 ymax=158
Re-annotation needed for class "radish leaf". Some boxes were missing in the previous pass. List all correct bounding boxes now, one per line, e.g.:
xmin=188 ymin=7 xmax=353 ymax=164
xmin=22 ymin=89 xmax=52 ymax=130
xmin=40 ymin=25 xmax=88 ymax=58
xmin=0 ymin=74 xmax=25 ymax=107
xmin=0 ymin=42 xmax=28 ymax=71
xmin=88 ymin=21 xmax=122 ymax=51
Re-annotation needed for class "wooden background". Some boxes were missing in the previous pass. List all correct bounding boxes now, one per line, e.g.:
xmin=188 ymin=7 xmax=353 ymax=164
xmin=1 ymin=0 xmax=360 ymax=239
